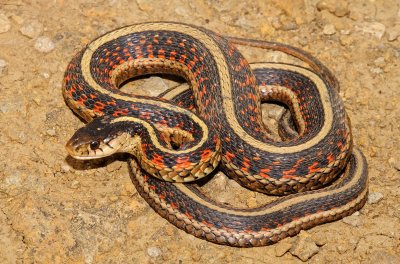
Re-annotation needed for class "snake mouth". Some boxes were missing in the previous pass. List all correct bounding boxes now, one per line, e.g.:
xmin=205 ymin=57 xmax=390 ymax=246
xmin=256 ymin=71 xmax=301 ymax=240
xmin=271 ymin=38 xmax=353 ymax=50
xmin=65 ymin=132 xmax=123 ymax=160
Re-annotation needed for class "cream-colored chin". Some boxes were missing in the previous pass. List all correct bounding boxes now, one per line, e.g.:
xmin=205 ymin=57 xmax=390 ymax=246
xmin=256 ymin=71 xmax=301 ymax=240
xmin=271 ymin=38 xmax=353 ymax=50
xmin=70 ymin=148 xmax=117 ymax=160
xmin=69 ymin=154 xmax=106 ymax=160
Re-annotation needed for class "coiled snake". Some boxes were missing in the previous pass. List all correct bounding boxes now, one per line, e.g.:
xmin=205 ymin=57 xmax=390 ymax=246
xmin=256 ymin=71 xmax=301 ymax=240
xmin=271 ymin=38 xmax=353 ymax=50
xmin=63 ymin=22 xmax=368 ymax=247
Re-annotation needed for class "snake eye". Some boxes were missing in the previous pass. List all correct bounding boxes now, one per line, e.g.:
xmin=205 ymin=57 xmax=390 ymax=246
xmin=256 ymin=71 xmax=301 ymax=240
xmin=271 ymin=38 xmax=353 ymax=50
xmin=89 ymin=140 xmax=100 ymax=150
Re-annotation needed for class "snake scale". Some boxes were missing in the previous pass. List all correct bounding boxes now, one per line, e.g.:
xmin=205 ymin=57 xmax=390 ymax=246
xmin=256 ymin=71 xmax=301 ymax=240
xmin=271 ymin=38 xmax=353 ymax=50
xmin=63 ymin=22 xmax=368 ymax=247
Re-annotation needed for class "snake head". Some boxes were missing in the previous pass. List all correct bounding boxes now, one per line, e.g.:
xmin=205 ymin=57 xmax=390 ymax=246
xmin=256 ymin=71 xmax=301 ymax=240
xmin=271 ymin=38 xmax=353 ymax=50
xmin=66 ymin=116 xmax=130 ymax=160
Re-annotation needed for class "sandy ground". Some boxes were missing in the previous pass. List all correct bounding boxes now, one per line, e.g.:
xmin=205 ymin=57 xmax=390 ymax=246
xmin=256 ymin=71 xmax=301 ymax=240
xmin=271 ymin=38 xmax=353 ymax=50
xmin=0 ymin=0 xmax=399 ymax=263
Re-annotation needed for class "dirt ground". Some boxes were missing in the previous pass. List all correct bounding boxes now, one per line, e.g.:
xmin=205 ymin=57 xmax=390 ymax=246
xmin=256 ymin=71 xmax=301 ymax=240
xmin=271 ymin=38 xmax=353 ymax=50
xmin=0 ymin=0 xmax=399 ymax=263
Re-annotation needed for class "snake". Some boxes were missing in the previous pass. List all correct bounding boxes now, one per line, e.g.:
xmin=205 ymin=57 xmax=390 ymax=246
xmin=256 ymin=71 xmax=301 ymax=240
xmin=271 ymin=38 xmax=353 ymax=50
xmin=63 ymin=22 xmax=368 ymax=247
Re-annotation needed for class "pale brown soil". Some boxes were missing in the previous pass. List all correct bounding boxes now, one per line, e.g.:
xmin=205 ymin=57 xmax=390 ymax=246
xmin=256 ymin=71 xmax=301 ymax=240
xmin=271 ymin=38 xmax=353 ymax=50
xmin=0 ymin=0 xmax=399 ymax=263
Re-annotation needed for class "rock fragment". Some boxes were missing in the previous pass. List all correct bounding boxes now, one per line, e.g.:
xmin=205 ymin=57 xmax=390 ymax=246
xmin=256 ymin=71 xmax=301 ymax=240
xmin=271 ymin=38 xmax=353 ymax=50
xmin=388 ymin=157 xmax=400 ymax=171
xmin=357 ymin=22 xmax=386 ymax=40
xmin=281 ymin=17 xmax=299 ymax=31
xmin=316 ymin=0 xmax=349 ymax=17
xmin=323 ymin=24 xmax=336 ymax=35
xmin=290 ymin=231 xmax=320 ymax=261
xmin=136 ymin=0 xmax=153 ymax=12
xmin=368 ymin=250 xmax=400 ymax=264
xmin=0 ymin=59 xmax=7 ymax=75
xmin=387 ymin=26 xmax=400 ymax=42
xmin=343 ymin=212 xmax=363 ymax=227
xmin=147 ymin=246 xmax=162 ymax=258
xmin=275 ymin=240 xmax=292 ymax=257
xmin=367 ymin=192 xmax=384 ymax=204
xmin=373 ymin=57 xmax=385 ymax=68
xmin=131 ymin=76 xmax=169 ymax=96
xmin=34 ymin=36 xmax=55 ymax=53
xmin=20 ymin=20 xmax=43 ymax=38
xmin=0 ymin=13 xmax=11 ymax=33
xmin=46 ymin=128 xmax=56 ymax=137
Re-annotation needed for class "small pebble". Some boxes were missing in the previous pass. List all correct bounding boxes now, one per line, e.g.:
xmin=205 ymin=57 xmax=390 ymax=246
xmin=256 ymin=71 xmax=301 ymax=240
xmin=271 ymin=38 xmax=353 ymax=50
xmin=339 ymin=35 xmax=354 ymax=46
xmin=387 ymin=26 xmax=400 ymax=42
xmin=15 ymin=131 xmax=27 ymax=144
xmin=0 ymin=59 xmax=7 ymax=75
xmin=369 ymin=147 xmax=377 ymax=158
xmin=358 ymin=22 xmax=386 ymax=40
xmin=342 ymin=212 xmax=363 ymax=227
xmin=368 ymin=250 xmax=400 ymax=264
xmin=369 ymin=67 xmax=383 ymax=75
xmin=175 ymin=6 xmax=190 ymax=17
xmin=374 ymin=57 xmax=385 ymax=68
xmin=0 ymin=13 xmax=11 ymax=33
xmin=290 ymin=231 xmax=320 ymax=261
xmin=388 ymin=157 xmax=400 ymax=171
xmin=61 ymin=164 xmax=71 ymax=173
xmin=271 ymin=17 xmax=282 ymax=30
xmin=267 ymin=105 xmax=286 ymax=120
xmin=336 ymin=244 xmax=348 ymax=254
xmin=19 ymin=20 xmax=43 ymax=38
xmin=147 ymin=246 xmax=162 ymax=258
xmin=208 ymin=172 xmax=228 ymax=190
xmin=340 ymin=29 xmax=351 ymax=35
xmin=311 ymin=232 xmax=328 ymax=246
xmin=109 ymin=195 xmax=119 ymax=202
xmin=41 ymin=72 xmax=50 ymax=79
xmin=134 ymin=76 xmax=169 ymax=96
xmin=0 ymin=98 xmax=24 ymax=114
xmin=316 ymin=0 xmax=349 ymax=17
xmin=11 ymin=14 xmax=24 ymax=25
xmin=282 ymin=22 xmax=299 ymax=31
xmin=275 ymin=240 xmax=292 ymax=257
xmin=298 ymin=36 xmax=308 ymax=46
xmin=34 ymin=36 xmax=55 ymax=53
xmin=316 ymin=0 xmax=335 ymax=12
xmin=69 ymin=180 xmax=80 ymax=189
xmin=234 ymin=17 xmax=253 ymax=29
xmin=368 ymin=192 xmax=384 ymax=204
xmin=46 ymin=128 xmax=56 ymax=137
xmin=323 ymin=24 xmax=336 ymax=35
xmin=136 ymin=0 xmax=153 ymax=12
xmin=334 ymin=3 xmax=349 ymax=17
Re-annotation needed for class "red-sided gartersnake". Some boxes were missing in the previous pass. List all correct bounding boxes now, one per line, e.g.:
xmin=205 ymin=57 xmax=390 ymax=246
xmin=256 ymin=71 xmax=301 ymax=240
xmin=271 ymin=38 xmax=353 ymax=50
xmin=63 ymin=22 xmax=368 ymax=247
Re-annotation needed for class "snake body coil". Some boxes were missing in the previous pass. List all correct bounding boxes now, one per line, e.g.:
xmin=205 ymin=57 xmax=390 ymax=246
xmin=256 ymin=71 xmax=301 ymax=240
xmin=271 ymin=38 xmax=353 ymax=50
xmin=63 ymin=22 xmax=368 ymax=247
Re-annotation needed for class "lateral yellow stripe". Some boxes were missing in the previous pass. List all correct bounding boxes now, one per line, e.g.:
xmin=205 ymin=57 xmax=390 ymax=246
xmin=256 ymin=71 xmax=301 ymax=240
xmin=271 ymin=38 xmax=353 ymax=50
xmin=174 ymin=148 xmax=365 ymax=216
xmin=111 ymin=116 xmax=202 ymax=154
xmin=161 ymin=84 xmax=191 ymax=100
